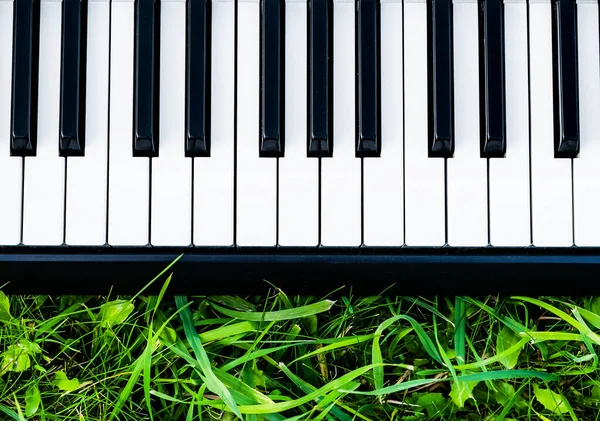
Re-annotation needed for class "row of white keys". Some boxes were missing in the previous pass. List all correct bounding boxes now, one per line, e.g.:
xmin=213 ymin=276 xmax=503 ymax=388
xmin=574 ymin=0 xmax=600 ymax=246
xmin=236 ymin=0 xmax=277 ymax=246
xmin=151 ymin=0 xmax=191 ymax=246
xmin=23 ymin=0 xmax=64 ymax=245
xmin=447 ymin=0 xmax=487 ymax=246
xmin=0 ymin=0 xmax=21 ymax=245
xmin=489 ymin=0 xmax=530 ymax=246
xmin=279 ymin=0 xmax=318 ymax=246
xmin=194 ymin=0 xmax=235 ymax=246
xmin=363 ymin=0 xmax=403 ymax=246
xmin=66 ymin=0 xmax=110 ymax=245
xmin=321 ymin=0 xmax=361 ymax=246
xmin=404 ymin=0 xmax=445 ymax=246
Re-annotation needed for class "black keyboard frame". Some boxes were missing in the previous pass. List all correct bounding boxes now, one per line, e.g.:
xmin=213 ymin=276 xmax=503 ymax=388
xmin=0 ymin=246 xmax=596 ymax=296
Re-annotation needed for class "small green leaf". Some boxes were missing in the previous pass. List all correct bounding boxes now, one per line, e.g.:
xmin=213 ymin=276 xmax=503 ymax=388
xmin=0 ymin=344 xmax=31 ymax=375
xmin=159 ymin=325 xmax=177 ymax=345
xmin=19 ymin=339 xmax=41 ymax=354
xmin=52 ymin=371 xmax=80 ymax=392
xmin=494 ymin=381 xmax=516 ymax=405
xmin=591 ymin=384 xmax=600 ymax=400
xmin=0 ymin=291 xmax=11 ymax=321
xmin=25 ymin=385 xmax=41 ymax=416
xmin=97 ymin=300 xmax=134 ymax=328
xmin=497 ymin=326 xmax=522 ymax=369
xmin=449 ymin=380 xmax=478 ymax=408
xmin=415 ymin=392 xmax=449 ymax=418
xmin=533 ymin=384 xmax=570 ymax=414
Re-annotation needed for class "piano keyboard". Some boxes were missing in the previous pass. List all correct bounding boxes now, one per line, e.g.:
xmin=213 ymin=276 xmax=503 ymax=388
xmin=0 ymin=0 xmax=599 ymax=253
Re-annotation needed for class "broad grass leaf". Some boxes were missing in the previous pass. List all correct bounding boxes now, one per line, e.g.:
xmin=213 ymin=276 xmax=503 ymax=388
xmin=0 ymin=402 xmax=20 ymax=421
xmin=449 ymin=380 xmax=479 ymax=408
xmin=415 ymin=392 xmax=449 ymax=418
xmin=25 ymin=385 xmax=40 ymax=416
xmin=497 ymin=326 xmax=522 ymax=369
xmin=0 ymin=291 xmax=11 ymax=321
xmin=52 ymin=371 xmax=80 ymax=392
xmin=577 ymin=307 xmax=600 ymax=331
xmin=533 ymin=385 xmax=570 ymax=414
xmin=209 ymin=300 xmax=335 ymax=321
xmin=98 ymin=300 xmax=134 ymax=328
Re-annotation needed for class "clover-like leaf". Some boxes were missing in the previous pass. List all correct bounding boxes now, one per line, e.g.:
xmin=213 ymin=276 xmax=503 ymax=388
xmin=449 ymin=380 xmax=479 ymax=408
xmin=52 ymin=371 xmax=80 ymax=392
xmin=533 ymin=384 xmax=570 ymax=414
xmin=416 ymin=392 xmax=449 ymax=418
xmin=0 ymin=344 xmax=31 ymax=375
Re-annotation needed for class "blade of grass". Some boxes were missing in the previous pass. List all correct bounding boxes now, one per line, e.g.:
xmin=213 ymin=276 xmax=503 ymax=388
xmin=209 ymin=300 xmax=335 ymax=321
xmin=175 ymin=295 xmax=242 ymax=419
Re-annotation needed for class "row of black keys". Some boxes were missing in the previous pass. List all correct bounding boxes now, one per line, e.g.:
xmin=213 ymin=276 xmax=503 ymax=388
xmin=11 ymin=0 xmax=579 ymax=159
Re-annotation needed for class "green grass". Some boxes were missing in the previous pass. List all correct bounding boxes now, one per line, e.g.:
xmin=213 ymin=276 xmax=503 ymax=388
xmin=1 ymin=260 xmax=600 ymax=420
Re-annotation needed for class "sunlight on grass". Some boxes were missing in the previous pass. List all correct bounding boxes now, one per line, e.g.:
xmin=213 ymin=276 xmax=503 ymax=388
xmin=0 ymin=258 xmax=599 ymax=420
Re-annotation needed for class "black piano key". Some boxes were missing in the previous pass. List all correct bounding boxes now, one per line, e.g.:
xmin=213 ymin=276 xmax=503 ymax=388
xmin=11 ymin=0 xmax=40 ymax=157
xmin=427 ymin=0 xmax=454 ymax=158
xmin=185 ymin=0 xmax=211 ymax=157
xmin=59 ymin=0 xmax=87 ymax=157
xmin=552 ymin=0 xmax=579 ymax=158
xmin=308 ymin=0 xmax=333 ymax=157
xmin=259 ymin=0 xmax=285 ymax=157
xmin=133 ymin=0 xmax=160 ymax=157
xmin=356 ymin=0 xmax=381 ymax=157
xmin=478 ymin=0 xmax=505 ymax=158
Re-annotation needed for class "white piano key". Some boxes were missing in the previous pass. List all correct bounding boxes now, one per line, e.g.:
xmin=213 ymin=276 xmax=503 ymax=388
xmin=320 ymin=0 xmax=361 ymax=246
xmin=489 ymin=0 xmax=530 ymax=246
xmin=363 ymin=0 xmax=403 ymax=246
xmin=0 ymin=0 xmax=22 ymax=245
xmin=529 ymin=0 xmax=572 ymax=246
xmin=65 ymin=0 xmax=109 ymax=245
xmin=23 ymin=0 xmax=64 ymax=246
xmin=193 ymin=0 xmax=234 ymax=246
xmin=447 ymin=0 xmax=487 ymax=246
xmin=236 ymin=0 xmax=277 ymax=246
xmin=278 ymin=0 xmax=318 ymax=246
xmin=573 ymin=0 xmax=600 ymax=245
xmin=404 ymin=0 xmax=445 ymax=246
xmin=151 ymin=0 xmax=191 ymax=246
xmin=108 ymin=0 xmax=149 ymax=245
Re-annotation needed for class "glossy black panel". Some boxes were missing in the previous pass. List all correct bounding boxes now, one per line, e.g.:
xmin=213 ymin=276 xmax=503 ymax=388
xmin=552 ymin=0 xmax=579 ymax=158
xmin=427 ymin=0 xmax=454 ymax=157
xmin=185 ymin=0 xmax=211 ymax=157
xmin=11 ymin=0 xmax=40 ymax=156
xmin=60 ymin=0 xmax=87 ymax=156
xmin=1 ymin=247 xmax=600 ymax=295
xmin=308 ymin=0 xmax=333 ymax=157
xmin=260 ymin=0 xmax=285 ymax=157
xmin=133 ymin=0 xmax=160 ymax=157
xmin=478 ymin=0 xmax=505 ymax=157
xmin=356 ymin=0 xmax=380 ymax=157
